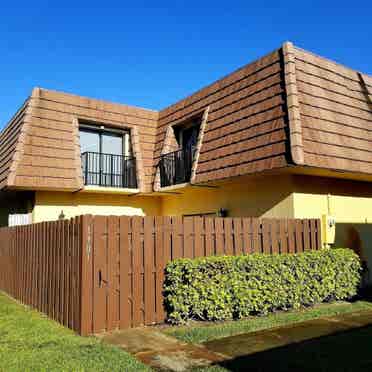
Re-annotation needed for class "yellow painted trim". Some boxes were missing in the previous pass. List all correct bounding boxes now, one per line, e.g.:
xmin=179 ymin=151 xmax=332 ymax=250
xmin=158 ymin=183 xmax=189 ymax=192
xmin=81 ymin=186 xmax=140 ymax=194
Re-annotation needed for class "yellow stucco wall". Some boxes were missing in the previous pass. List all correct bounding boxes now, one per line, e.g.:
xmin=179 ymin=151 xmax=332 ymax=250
xmin=291 ymin=176 xmax=372 ymax=223
xmin=160 ymin=175 xmax=295 ymax=218
xmin=33 ymin=175 xmax=296 ymax=222
xmin=33 ymin=191 xmax=162 ymax=223
xmin=33 ymin=175 xmax=372 ymax=226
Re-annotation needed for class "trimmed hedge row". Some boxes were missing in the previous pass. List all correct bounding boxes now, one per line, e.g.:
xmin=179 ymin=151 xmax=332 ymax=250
xmin=164 ymin=249 xmax=361 ymax=324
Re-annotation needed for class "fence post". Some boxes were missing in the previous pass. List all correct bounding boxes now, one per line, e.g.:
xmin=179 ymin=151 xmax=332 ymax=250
xmin=80 ymin=215 xmax=93 ymax=336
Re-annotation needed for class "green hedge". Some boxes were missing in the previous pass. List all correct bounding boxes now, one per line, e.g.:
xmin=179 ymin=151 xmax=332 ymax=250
xmin=164 ymin=249 xmax=361 ymax=324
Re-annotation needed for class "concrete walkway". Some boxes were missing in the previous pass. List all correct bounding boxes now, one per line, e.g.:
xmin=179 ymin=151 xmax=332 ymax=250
xmin=102 ymin=310 xmax=372 ymax=371
xmin=204 ymin=310 xmax=372 ymax=358
xmin=102 ymin=327 xmax=225 ymax=371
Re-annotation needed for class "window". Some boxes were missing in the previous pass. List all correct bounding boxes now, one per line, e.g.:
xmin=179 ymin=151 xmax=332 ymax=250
xmin=79 ymin=124 xmax=137 ymax=188
xmin=79 ymin=125 xmax=131 ymax=156
xmin=174 ymin=117 xmax=201 ymax=151
xmin=159 ymin=116 xmax=202 ymax=187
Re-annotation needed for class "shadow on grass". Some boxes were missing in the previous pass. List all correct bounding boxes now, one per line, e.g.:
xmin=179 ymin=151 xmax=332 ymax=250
xmin=216 ymin=325 xmax=372 ymax=372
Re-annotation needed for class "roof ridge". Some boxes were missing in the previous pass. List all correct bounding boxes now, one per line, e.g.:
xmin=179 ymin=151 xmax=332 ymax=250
xmin=293 ymin=45 xmax=372 ymax=78
xmin=37 ymin=87 xmax=159 ymax=114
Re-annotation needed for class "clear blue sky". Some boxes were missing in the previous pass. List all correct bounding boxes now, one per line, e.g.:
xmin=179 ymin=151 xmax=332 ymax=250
xmin=1 ymin=0 xmax=371 ymax=128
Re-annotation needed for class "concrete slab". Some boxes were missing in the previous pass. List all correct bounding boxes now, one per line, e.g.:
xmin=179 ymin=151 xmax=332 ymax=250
xmin=102 ymin=327 xmax=226 ymax=371
xmin=204 ymin=310 xmax=372 ymax=358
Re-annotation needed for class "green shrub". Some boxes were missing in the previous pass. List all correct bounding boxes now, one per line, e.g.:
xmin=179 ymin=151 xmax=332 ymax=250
xmin=164 ymin=248 xmax=361 ymax=324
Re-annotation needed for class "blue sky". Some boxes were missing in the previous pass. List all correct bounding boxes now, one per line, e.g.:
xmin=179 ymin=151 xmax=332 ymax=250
xmin=1 ymin=0 xmax=371 ymax=128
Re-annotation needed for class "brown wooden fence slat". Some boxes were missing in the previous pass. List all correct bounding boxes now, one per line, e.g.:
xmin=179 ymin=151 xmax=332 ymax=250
xmin=154 ymin=216 xmax=165 ymax=323
xmin=194 ymin=217 xmax=204 ymax=258
xmin=295 ymin=219 xmax=303 ymax=253
xmin=163 ymin=216 xmax=172 ymax=263
xmin=310 ymin=219 xmax=316 ymax=250
xmin=215 ymin=218 xmax=224 ymax=255
xmin=204 ymin=218 xmax=215 ymax=256
xmin=119 ymin=216 xmax=132 ymax=328
xmin=92 ymin=216 xmax=107 ymax=333
xmin=144 ymin=217 xmax=155 ymax=325
xmin=224 ymin=218 xmax=234 ymax=255
xmin=183 ymin=217 xmax=194 ymax=258
xmin=279 ymin=219 xmax=287 ymax=254
xmin=107 ymin=216 xmax=118 ymax=331
xmin=287 ymin=219 xmax=295 ymax=254
xmin=271 ymin=219 xmax=279 ymax=254
xmin=233 ymin=218 xmax=243 ymax=255
xmin=252 ymin=218 xmax=261 ymax=253
xmin=316 ymin=219 xmax=322 ymax=250
xmin=132 ymin=216 xmax=143 ymax=327
xmin=262 ymin=219 xmax=271 ymax=254
xmin=242 ymin=218 xmax=252 ymax=254
xmin=303 ymin=219 xmax=310 ymax=251
xmin=118 ymin=216 xmax=131 ymax=330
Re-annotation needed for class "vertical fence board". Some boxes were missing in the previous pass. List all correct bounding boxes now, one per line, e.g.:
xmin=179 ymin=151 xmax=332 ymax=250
xmin=252 ymin=218 xmax=261 ymax=253
xmin=132 ymin=217 xmax=143 ymax=327
xmin=233 ymin=218 xmax=243 ymax=255
xmin=183 ymin=217 xmax=194 ymax=258
xmin=224 ymin=218 xmax=234 ymax=255
xmin=310 ymin=219 xmax=316 ymax=250
xmin=119 ymin=216 xmax=131 ymax=329
xmin=144 ymin=217 xmax=155 ymax=325
xmin=215 ymin=218 xmax=224 ymax=255
xmin=92 ymin=216 xmax=107 ymax=333
xmin=154 ymin=217 xmax=165 ymax=323
xmin=316 ymin=219 xmax=322 ymax=250
xmin=163 ymin=217 xmax=172 ymax=263
xmin=204 ymin=218 xmax=215 ymax=256
xmin=271 ymin=220 xmax=279 ymax=254
xmin=262 ymin=219 xmax=271 ymax=254
xmin=172 ymin=217 xmax=183 ymax=260
xmin=194 ymin=217 xmax=204 ymax=258
xmin=295 ymin=220 xmax=303 ymax=253
xmin=107 ymin=216 xmax=118 ymax=331
xmin=303 ymin=219 xmax=310 ymax=251
xmin=242 ymin=218 xmax=252 ymax=254
xmin=279 ymin=220 xmax=288 ymax=254
xmin=287 ymin=220 xmax=295 ymax=253
xmin=80 ymin=216 xmax=92 ymax=335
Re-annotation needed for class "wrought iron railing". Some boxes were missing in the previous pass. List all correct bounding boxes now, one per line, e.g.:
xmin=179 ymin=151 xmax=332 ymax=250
xmin=159 ymin=147 xmax=195 ymax=187
xmin=81 ymin=152 xmax=137 ymax=188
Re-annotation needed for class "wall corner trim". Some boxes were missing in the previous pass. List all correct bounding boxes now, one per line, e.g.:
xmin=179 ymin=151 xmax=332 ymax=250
xmin=282 ymin=42 xmax=304 ymax=165
xmin=190 ymin=106 xmax=209 ymax=183
xmin=6 ymin=98 xmax=33 ymax=187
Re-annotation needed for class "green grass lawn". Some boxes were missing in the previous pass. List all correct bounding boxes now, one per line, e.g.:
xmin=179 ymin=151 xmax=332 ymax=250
xmin=163 ymin=300 xmax=372 ymax=344
xmin=0 ymin=292 xmax=149 ymax=372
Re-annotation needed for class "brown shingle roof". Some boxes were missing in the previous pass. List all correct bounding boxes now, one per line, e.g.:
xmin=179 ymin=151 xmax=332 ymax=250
xmin=1 ymin=42 xmax=372 ymax=192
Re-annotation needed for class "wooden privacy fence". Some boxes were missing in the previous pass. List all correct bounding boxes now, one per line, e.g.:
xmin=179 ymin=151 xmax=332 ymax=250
xmin=0 ymin=217 xmax=82 ymax=332
xmin=0 ymin=216 xmax=322 ymax=335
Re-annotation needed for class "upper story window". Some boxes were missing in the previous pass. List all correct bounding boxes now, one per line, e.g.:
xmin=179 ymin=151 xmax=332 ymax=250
xmin=79 ymin=124 xmax=137 ymax=189
xmin=159 ymin=116 xmax=201 ymax=187
xmin=174 ymin=118 xmax=201 ymax=151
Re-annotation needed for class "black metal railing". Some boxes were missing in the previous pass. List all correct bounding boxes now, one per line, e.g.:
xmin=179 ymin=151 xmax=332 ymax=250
xmin=81 ymin=152 xmax=137 ymax=188
xmin=159 ymin=147 xmax=195 ymax=187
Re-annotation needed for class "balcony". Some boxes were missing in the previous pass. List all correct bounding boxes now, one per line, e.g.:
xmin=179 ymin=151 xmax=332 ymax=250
xmin=159 ymin=147 xmax=195 ymax=187
xmin=81 ymin=152 xmax=137 ymax=189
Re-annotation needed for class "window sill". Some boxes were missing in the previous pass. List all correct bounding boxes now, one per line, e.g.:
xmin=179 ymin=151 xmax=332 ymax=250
xmin=80 ymin=186 xmax=140 ymax=195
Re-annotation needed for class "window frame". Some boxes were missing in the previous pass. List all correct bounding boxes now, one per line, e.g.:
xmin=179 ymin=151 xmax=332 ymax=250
xmin=79 ymin=123 xmax=131 ymax=157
